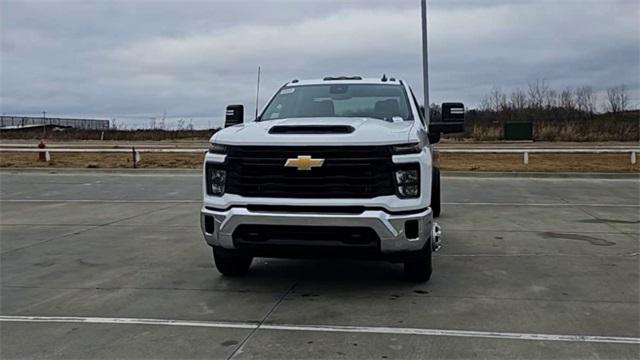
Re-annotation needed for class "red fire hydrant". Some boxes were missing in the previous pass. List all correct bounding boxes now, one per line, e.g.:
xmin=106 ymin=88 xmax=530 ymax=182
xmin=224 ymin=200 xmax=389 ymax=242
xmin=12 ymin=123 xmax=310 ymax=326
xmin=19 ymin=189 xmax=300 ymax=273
xmin=38 ymin=140 xmax=47 ymax=161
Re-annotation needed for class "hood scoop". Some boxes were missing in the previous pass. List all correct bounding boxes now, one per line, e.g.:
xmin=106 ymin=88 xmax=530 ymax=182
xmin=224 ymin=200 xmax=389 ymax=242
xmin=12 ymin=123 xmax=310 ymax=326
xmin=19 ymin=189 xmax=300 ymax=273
xmin=269 ymin=125 xmax=355 ymax=135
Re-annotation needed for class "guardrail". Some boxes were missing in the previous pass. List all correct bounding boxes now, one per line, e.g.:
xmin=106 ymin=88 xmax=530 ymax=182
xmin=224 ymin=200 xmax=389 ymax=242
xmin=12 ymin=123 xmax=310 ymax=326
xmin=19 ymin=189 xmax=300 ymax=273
xmin=438 ymin=148 xmax=639 ymax=165
xmin=1 ymin=147 xmax=638 ymax=167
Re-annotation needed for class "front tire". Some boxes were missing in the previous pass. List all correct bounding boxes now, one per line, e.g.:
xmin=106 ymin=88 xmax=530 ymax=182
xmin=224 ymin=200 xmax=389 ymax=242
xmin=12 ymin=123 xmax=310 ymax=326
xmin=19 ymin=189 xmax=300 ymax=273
xmin=431 ymin=167 xmax=441 ymax=218
xmin=212 ymin=247 xmax=252 ymax=277
xmin=403 ymin=245 xmax=433 ymax=282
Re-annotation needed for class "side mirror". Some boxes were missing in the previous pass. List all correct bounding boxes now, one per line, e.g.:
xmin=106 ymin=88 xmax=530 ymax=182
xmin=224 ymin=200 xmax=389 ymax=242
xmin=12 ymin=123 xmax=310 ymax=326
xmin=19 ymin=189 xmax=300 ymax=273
xmin=225 ymin=105 xmax=244 ymax=127
xmin=428 ymin=102 xmax=465 ymax=137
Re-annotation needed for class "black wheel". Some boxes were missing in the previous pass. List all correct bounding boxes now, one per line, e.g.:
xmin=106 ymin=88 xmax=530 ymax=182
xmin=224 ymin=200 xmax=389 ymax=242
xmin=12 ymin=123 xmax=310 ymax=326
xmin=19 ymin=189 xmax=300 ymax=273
xmin=403 ymin=245 xmax=433 ymax=282
xmin=212 ymin=247 xmax=252 ymax=277
xmin=431 ymin=167 xmax=441 ymax=218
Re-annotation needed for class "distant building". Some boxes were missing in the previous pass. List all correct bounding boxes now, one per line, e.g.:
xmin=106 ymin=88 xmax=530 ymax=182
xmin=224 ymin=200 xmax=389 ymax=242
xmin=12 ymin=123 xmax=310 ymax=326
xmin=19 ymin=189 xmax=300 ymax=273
xmin=0 ymin=116 xmax=110 ymax=130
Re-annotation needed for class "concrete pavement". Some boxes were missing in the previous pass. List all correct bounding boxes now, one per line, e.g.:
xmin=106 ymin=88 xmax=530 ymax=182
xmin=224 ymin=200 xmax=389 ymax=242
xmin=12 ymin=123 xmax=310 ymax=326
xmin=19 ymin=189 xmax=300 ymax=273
xmin=0 ymin=171 xmax=638 ymax=359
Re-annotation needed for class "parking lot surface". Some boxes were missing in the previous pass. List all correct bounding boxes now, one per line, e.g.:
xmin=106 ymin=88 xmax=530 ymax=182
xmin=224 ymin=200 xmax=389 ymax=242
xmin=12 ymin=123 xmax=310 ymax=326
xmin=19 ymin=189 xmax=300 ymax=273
xmin=1 ymin=171 xmax=638 ymax=359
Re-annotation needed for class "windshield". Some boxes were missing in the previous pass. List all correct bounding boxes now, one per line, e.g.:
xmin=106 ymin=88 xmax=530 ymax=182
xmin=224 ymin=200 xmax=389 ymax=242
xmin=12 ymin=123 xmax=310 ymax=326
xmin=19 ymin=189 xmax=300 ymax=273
xmin=260 ymin=84 xmax=413 ymax=121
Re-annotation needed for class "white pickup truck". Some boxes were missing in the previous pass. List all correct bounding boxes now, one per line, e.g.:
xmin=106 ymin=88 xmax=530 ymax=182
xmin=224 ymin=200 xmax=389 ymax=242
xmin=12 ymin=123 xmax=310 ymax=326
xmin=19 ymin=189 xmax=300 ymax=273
xmin=201 ymin=76 xmax=464 ymax=282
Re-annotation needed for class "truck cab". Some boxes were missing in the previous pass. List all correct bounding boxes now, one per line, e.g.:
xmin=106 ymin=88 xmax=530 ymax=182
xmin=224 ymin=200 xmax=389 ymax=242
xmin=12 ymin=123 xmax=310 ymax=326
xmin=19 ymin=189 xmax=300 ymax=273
xmin=201 ymin=76 xmax=464 ymax=282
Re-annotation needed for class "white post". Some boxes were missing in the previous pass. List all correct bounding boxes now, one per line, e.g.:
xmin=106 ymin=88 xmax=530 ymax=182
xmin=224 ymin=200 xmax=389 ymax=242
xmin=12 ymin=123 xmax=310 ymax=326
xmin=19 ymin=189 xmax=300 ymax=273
xmin=45 ymin=151 xmax=51 ymax=162
xmin=631 ymin=151 xmax=637 ymax=165
xmin=523 ymin=152 xmax=529 ymax=165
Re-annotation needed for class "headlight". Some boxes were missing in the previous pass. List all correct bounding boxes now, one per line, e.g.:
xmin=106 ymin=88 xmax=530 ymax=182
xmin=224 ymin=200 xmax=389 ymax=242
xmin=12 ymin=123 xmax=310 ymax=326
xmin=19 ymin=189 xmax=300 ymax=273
xmin=392 ymin=143 xmax=422 ymax=155
xmin=208 ymin=143 xmax=227 ymax=154
xmin=395 ymin=166 xmax=420 ymax=198
xmin=206 ymin=166 xmax=226 ymax=196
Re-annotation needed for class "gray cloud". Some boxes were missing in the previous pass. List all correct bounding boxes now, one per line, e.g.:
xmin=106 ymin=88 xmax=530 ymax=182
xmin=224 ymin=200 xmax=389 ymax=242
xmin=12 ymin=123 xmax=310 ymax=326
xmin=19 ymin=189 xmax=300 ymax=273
xmin=1 ymin=0 xmax=638 ymax=128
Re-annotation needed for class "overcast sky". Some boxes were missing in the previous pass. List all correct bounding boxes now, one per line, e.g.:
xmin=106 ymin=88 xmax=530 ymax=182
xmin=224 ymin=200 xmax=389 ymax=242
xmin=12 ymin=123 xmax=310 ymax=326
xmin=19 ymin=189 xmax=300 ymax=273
xmin=1 ymin=0 xmax=638 ymax=128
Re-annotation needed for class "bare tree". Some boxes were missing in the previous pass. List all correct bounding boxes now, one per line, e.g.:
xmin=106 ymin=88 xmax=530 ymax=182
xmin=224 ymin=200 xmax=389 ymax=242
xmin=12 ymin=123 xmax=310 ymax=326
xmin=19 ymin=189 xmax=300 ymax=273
xmin=559 ymin=88 xmax=575 ymax=110
xmin=575 ymin=86 xmax=597 ymax=114
xmin=527 ymin=79 xmax=550 ymax=109
xmin=487 ymin=87 xmax=508 ymax=111
xmin=605 ymin=85 xmax=628 ymax=113
xmin=545 ymin=89 xmax=558 ymax=109
xmin=479 ymin=96 xmax=492 ymax=111
xmin=158 ymin=111 xmax=167 ymax=130
xmin=510 ymin=88 xmax=527 ymax=110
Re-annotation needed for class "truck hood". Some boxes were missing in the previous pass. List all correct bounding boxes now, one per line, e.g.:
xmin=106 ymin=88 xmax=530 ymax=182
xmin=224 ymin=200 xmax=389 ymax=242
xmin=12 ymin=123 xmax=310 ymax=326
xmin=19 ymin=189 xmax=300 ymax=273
xmin=212 ymin=117 xmax=416 ymax=146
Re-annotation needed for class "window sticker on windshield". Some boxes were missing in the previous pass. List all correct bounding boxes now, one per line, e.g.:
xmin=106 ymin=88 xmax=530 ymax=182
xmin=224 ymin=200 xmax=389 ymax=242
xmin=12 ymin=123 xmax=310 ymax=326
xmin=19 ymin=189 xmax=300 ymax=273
xmin=270 ymin=113 xmax=280 ymax=119
xmin=280 ymin=88 xmax=295 ymax=95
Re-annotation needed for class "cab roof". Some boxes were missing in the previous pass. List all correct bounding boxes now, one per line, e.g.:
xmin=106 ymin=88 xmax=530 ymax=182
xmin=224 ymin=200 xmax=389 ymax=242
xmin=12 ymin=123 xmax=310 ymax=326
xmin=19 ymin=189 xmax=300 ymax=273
xmin=288 ymin=76 xmax=403 ymax=86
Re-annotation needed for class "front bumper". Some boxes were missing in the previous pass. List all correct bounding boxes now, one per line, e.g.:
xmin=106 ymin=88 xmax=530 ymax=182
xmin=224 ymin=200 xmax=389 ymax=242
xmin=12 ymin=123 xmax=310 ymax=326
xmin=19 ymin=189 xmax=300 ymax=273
xmin=201 ymin=206 xmax=434 ymax=254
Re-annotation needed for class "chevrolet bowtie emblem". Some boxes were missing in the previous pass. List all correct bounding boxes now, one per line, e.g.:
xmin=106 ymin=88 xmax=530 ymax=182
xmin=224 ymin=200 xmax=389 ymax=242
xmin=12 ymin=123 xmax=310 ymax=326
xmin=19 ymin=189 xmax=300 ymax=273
xmin=285 ymin=155 xmax=325 ymax=171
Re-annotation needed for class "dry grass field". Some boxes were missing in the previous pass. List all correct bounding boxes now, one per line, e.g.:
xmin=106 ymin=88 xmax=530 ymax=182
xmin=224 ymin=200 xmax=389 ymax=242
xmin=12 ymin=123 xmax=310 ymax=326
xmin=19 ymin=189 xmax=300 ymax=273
xmin=1 ymin=151 xmax=638 ymax=172
xmin=0 ymin=152 xmax=204 ymax=169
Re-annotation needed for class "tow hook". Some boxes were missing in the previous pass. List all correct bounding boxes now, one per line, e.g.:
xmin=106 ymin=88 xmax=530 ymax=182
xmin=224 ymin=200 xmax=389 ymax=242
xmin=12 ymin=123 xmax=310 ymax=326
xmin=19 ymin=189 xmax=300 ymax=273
xmin=432 ymin=222 xmax=442 ymax=252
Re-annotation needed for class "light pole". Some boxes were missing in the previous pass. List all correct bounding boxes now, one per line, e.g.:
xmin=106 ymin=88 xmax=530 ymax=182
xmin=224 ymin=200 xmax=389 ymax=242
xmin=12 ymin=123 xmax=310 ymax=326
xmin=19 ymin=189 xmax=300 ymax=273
xmin=421 ymin=0 xmax=430 ymax=125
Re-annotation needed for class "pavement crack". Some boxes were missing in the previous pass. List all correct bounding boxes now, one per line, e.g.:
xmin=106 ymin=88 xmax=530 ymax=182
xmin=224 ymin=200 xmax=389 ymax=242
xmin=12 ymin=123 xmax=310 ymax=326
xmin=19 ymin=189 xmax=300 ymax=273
xmin=548 ymin=191 xmax=638 ymax=242
xmin=1 ymin=227 xmax=97 ymax=256
xmin=539 ymin=232 xmax=616 ymax=246
xmin=227 ymin=280 xmax=299 ymax=360
xmin=575 ymin=206 xmax=639 ymax=242
xmin=0 ymin=204 xmax=179 ymax=255
xmin=94 ymin=203 xmax=180 ymax=227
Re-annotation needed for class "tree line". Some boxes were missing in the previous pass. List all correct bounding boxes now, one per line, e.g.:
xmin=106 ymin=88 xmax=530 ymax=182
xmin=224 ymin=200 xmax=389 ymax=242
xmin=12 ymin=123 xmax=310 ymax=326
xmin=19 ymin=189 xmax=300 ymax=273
xmin=426 ymin=80 xmax=637 ymax=141
xmin=471 ymin=80 xmax=631 ymax=119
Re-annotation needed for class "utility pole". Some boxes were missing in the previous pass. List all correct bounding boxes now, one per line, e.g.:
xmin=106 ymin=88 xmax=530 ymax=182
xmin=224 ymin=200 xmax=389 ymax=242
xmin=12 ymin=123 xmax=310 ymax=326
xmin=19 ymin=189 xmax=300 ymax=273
xmin=421 ymin=0 xmax=430 ymax=125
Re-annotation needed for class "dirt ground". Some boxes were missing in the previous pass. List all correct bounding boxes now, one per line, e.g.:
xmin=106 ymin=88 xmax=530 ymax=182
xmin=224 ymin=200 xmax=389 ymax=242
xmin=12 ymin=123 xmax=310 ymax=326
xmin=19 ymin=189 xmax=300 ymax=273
xmin=436 ymin=153 xmax=639 ymax=172
xmin=1 ymin=152 xmax=638 ymax=172
xmin=0 ymin=152 xmax=204 ymax=169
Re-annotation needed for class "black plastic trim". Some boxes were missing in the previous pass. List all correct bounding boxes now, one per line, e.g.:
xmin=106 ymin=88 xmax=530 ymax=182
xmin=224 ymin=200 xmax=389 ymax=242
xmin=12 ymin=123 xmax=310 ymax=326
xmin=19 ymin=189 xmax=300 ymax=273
xmin=204 ymin=205 xmax=429 ymax=216
xmin=268 ymin=125 xmax=355 ymax=134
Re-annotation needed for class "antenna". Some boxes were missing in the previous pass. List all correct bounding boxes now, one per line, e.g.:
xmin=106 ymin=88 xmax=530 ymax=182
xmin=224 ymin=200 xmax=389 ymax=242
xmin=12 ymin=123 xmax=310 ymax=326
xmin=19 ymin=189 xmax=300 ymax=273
xmin=254 ymin=66 xmax=261 ymax=119
xmin=421 ymin=0 xmax=430 ymax=125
